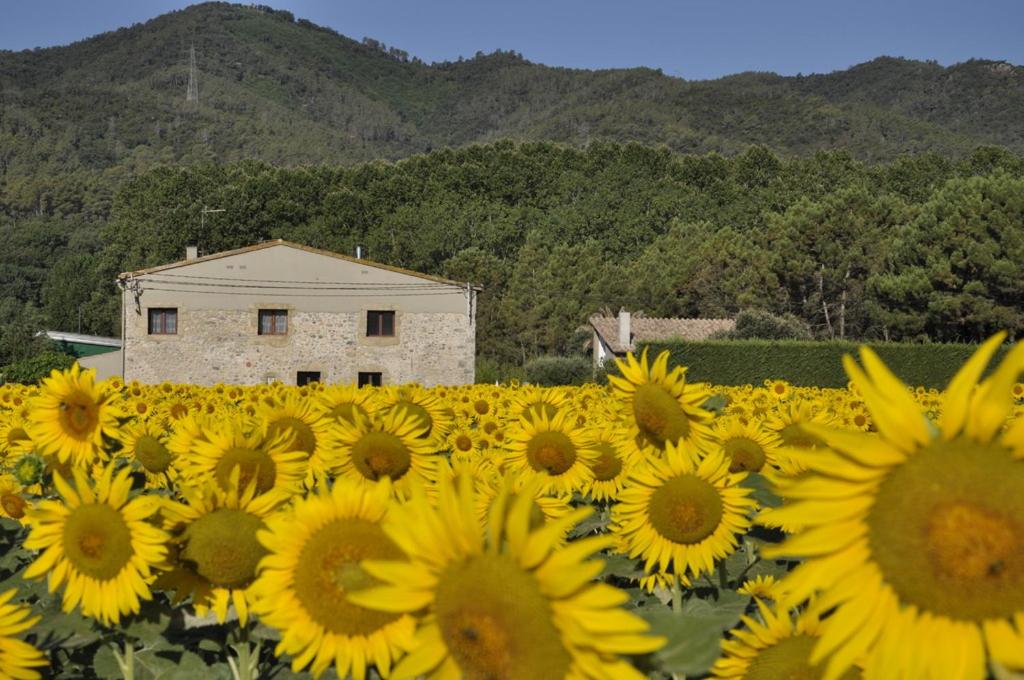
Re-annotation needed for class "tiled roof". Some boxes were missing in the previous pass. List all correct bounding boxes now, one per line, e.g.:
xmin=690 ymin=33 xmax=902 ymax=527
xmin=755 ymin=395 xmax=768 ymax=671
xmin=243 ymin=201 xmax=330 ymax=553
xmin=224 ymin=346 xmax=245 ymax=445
xmin=589 ymin=314 xmax=735 ymax=354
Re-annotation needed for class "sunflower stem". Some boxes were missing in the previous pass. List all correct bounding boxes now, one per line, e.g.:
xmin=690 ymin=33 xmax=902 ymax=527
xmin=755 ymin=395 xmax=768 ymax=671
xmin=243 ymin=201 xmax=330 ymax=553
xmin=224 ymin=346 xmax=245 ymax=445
xmin=112 ymin=643 xmax=134 ymax=680
xmin=717 ymin=559 xmax=729 ymax=592
xmin=670 ymin=572 xmax=683 ymax=615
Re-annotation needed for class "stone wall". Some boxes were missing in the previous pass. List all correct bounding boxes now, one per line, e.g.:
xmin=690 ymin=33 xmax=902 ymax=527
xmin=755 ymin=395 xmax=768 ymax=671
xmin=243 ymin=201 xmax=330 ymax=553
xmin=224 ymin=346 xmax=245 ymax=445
xmin=123 ymin=307 xmax=475 ymax=386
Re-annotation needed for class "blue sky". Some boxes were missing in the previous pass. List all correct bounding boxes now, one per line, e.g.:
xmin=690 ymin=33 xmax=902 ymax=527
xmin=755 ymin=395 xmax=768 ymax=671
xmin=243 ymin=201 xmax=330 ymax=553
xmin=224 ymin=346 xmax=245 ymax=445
xmin=1 ymin=0 xmax=1021 ymax=80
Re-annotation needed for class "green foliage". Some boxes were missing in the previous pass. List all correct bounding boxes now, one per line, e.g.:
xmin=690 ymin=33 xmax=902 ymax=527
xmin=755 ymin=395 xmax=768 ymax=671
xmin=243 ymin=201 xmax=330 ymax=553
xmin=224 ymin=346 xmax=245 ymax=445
xmin=716 ymin=309 xmax=812 ymax=340
xmin=523 ymin=355 xmax=592 ymax=386
xmin=641 ymin=339 xmax=1009 ymax=388
xmin=0 ymin=351 xmax=77 ymax=385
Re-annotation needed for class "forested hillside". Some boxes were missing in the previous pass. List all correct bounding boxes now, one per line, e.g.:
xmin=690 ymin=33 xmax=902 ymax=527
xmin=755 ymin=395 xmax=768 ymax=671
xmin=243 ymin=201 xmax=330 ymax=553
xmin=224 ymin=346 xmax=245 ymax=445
xmin=2 ymin=2 xmax=1024 ymax=218
xmin=5 ymin=142 xmax=1024 ymax=368
xmin=3 ymin=3 xmax=1024 ymax=369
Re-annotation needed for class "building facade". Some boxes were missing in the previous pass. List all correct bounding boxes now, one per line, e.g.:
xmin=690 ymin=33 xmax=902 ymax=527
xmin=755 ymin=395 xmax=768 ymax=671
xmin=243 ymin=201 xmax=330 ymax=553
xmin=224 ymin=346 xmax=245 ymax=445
xmin=118 ymin=241 xmax=478 ymax=386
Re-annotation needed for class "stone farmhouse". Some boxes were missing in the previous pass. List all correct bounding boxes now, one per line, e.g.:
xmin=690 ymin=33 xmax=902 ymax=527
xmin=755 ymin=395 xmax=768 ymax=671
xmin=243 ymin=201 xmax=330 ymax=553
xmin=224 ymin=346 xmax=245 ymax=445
xmin=589 ymin=310 xmax=735 ymax=369
xmin=116 ymin=240 xmax=479 ymax=386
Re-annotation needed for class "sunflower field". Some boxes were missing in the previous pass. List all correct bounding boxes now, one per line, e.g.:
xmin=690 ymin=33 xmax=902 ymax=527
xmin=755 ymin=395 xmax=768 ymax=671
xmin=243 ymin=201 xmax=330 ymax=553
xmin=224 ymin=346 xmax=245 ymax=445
xmin=0 ymin=337 xmax=1023 ymax=680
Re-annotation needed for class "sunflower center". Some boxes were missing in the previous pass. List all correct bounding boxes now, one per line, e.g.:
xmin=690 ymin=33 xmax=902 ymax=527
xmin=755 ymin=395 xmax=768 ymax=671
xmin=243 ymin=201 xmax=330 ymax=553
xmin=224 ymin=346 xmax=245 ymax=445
xmin=778 ymin=424 xmax=823 ymax=449
xmin=214 ymin=447 xmax=277 ymax=494
xmin=866 ymin=437 xmax=1024 ymax=621
xmin=6 ymin=426 xmax=29 ymax=446
xmin=1 ymin=493 xmax=26 ymax=519
xmin=293 ymin=517 xmax=403 ymax=635
xmin=63 ymin=503 xmax=133 ymax=580
xmin=59 ymin=396 xmax=99 ymax=438
xmin=724 ymin=436 xmax=767 ymax=473
xmin=455 ymin=434 xmax=475 ymax=452
xmin=474 ymin=400 xmax=490 ymax=415
xmin=182 ymin=508 xmax=266 ymax=589
xmin=351 ymin=432 xmax=412 ymax=481
xmin=329 ymin=402 xmax=368 ymax=425
xmin=525 ymin=431 xmax=576 ymax=475
xmin=647 ymin=474 xmax=724 ymax=545
xmin=591 ymin=443 xmax=623 ymax=481
xmin=268 ymin=417 xmax=316 ymax=455
xmin=633 ymin=384 xmax=690 ymax=448
xmin=133 ymin=435 xmax=172 ymax=474
xmin=435 ymin=553 xmax=572 ymax=680
xmin=744 ymin=634 xmax=860 ymax=680
xmin=169 ymin=403 xmax=189 ymax=420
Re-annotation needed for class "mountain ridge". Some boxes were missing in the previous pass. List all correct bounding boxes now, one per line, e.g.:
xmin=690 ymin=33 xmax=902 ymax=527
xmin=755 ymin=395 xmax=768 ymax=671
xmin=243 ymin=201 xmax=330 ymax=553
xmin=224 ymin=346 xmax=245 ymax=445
xmin=1 ymin=2 xmax=1023 ymax=219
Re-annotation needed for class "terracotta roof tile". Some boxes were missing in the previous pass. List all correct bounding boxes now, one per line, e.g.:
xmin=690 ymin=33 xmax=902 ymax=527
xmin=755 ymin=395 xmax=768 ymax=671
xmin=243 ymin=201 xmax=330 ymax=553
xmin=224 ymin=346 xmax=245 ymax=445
xmin=589 ymin=314 xmax=735 ymax=354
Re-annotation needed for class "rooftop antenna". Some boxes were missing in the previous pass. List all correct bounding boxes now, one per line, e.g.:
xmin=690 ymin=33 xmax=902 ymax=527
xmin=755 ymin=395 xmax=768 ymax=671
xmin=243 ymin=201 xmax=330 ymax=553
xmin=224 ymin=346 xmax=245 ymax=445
xmin=201 ymin=206 xmax=225 ymax=232
xmin=186 ymin=44 xmax=199 ymax=105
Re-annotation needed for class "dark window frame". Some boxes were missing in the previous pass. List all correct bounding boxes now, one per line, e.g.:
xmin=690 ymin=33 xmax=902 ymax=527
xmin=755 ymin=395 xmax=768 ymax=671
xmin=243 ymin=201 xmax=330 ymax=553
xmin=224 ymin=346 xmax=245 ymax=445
xmin=296 ymin=371 xmax=321 ymax=386
xmin=148 ymin=308 xmax=178 ymax=335
xmin=258 ymin=309 xmax=289 ymax=336
xmin=366 ymin=310 xmax=396 ymax=337
xmin=358 ymin=371 xmax=383 ymax=388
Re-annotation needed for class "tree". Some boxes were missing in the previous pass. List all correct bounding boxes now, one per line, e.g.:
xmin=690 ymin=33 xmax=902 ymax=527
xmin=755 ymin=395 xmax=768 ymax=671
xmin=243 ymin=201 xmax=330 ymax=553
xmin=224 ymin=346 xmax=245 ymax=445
xmin=867 ymin=173 xmax=1024 ymax=341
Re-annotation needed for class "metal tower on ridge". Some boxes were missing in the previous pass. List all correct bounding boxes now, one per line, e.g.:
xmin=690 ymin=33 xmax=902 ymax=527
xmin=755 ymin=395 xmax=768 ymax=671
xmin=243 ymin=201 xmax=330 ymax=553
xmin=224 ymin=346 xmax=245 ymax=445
xmin=186 ymin=44 xmax=199 ymax=105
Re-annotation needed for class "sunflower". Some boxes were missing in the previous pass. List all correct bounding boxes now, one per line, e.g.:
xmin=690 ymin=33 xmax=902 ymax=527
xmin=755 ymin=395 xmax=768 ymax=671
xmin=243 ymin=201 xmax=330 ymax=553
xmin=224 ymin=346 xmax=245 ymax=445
xmin=761 ymin=335 xmax=1024 ymax=680
xmin=318 ymin=384 xmax=378 ymax=426
xmin=0 ymin=414 xmax=34 ymax=459
xmin=349 ymin=474 xmax=665 ymax=680
xmin=445 ymin=423 xmax=486 ymax=465
xmin=736 ymin=574 xmax=782 ymax=600
xmin=0 ymin=589 xmax=47 ymax=680
xmin=26 ymin=364 xmax=121 ymax=467
xmin=510 ymin=386 xmax=569 ymax=423
xmin=713 ymin=417 xmax=782 ymax=474
xmin=22 ymin=464 xmax=168 ymax=625
xmin=612 ymin=442 xmax=756 ymax=580
xmin=0 ymin=474 xmax=28 ymax=522
xmin=609 ymin=349 xmax=714 ymax=452
xmin=182 ymin=417 xmax=307 ymax=497
xmin=711 ymin=599 xmax=860 ymax=680
xmin=504 ymin=409 xmax=599 ymax=495
xmin=471 ymin=469 xmax=574 ymax=533
xmin=158 ymin=476 xmax=288 ymax=625
xmin=383 ymin=387 xmax=453 ymax=441
xmin=330 ymin=408 xmax=440 ymax=498
xmin=115 ymin=420 xmax=177 ymax=489
xmin=258 ymin=392 xmax=338 ymax=487
xmin=583 ymin=427 xmax=635 ymax=503
xmin=251 ymin=477 xmax=417 ymax=680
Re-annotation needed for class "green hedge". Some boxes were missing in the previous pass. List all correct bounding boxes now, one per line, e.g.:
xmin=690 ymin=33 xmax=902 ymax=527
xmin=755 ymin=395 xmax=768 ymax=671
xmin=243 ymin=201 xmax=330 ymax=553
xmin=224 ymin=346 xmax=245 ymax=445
xmin=637 ymin=339 xmax=1009 ymax=389
xmin=524 ymin=355 xmax=592 ymax=386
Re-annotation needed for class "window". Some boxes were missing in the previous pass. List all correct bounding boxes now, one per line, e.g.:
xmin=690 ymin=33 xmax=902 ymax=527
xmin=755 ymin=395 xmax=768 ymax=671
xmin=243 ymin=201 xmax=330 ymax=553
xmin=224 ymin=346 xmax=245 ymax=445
xmin=148 ymin=308 xmax=177 ymax=335
xmin=366 ymin=310 xmax=395 ymax=337
xmin=358 ymin=371 xmax=382 ymax=388
xmin=258 ymin=309 xmax=288 ymax=335
xmin=296 ymin=371 xmax=321 ymax=386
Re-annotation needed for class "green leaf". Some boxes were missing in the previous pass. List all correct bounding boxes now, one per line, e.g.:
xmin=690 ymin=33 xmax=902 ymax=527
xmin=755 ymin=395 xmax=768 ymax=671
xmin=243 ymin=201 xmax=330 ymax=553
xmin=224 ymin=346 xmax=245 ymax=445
xmin=640 ymin=591 xmax=750 ymax=676
xmin=569 ymin=509 xmax=609 ymax=538
xmin=32 ymin=608 xmax=101 ymax=650
xmin=600 ymin=554 xmax=645 ymax=580
xmin=741 ymin=473 xmax=781 ymax=508
xmin=91 ymin=645 xmax=123 ymax=679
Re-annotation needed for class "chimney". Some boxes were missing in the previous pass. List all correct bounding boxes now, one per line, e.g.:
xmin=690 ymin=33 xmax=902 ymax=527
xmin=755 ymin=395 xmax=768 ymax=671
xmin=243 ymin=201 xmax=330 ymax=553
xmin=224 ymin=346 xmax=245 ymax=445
xmin=185 ymin=245 xmax=198 ymax=261
xmin=618 ymin=309 xmax=631 ymax=349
